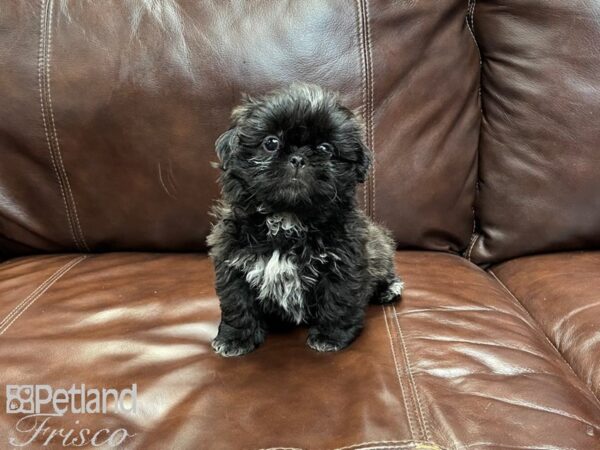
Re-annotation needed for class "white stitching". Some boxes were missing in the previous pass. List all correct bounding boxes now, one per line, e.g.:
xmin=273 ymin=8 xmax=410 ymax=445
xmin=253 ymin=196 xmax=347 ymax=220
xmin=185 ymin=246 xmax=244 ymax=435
xmin=468 ymin=0 xmax=474 ymax=30
xmin=335 ymin=441 xmax=410 ymax=450
xmin=40 ymin=0 xmax=89 ymax=251
xmin=349 ymin=446 xmax=422 ymax=450
xmin=465 ymin=232 xmax=478 ymax=261
xmin=354 ymin=0 xmax=368 ymax=213
xmin=466 ymin=0 xmax=480 ymax=64
xmin=342 ymin=446 xmax=413 ymax=450
xmin=392 ymin=304 xmax=432 ymax=442
xmin=45 ymin=0 xmax=89 ymax=251
xmin=42 ymin=0 xmax=78 ymax=246
xmin=0 ymin=255 xmax=87 ymax=335
xmin=260 ymin=441 xmax=445 ymax=450
xmin=38 ymin=0 xmax=79 ymax=250
xmin=383 ymin=306 xmax=416 ymax=440
xmin=352 ymin=447 xmax=410 ymax=450
xmin=0 ymin=256 xmax=87 ymax=334
xmin=334 ymin=440 xmax=444 ymax=450
xmin=364 ymin=0 xmax=375 ymax=220
xmin=258 ymin=443 xmax=443 ymax=450
xmin=0 ymin=259 xmax=73 ymax=329
xmin=465 ymin=0 xmax=482 ymax=261
xmin=258 ymin=448 xmax=303 ymax=450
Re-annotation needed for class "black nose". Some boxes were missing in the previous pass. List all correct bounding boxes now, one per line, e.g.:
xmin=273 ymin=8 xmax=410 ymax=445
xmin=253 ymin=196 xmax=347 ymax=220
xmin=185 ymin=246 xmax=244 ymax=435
xmin=289 ymin=155 xmax=305 ymax=169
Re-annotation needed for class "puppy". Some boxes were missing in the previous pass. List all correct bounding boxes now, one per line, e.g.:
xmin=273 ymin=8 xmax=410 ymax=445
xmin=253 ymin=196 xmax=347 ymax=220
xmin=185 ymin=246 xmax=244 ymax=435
xmin=208 ymin=83 xmax=403 ymax=356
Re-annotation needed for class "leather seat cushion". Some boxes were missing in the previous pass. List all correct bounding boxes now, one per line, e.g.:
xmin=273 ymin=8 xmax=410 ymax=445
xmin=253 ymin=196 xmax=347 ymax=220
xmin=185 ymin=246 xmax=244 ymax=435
xmin=0 ymin=252 xmax=598 ymax=449
xmin=492 ymin=251 xmax=600 ymax=398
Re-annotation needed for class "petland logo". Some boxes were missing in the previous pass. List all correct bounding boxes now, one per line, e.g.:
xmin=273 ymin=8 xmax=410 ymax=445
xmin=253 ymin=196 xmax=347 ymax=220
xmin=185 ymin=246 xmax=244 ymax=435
xmin=5 ymin=384 xmax=137 ymax=447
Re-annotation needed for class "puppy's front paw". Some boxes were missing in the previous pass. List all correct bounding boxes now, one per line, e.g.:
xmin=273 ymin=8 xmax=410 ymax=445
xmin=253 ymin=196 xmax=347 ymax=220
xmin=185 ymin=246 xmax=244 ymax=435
xmin=211 ymin=336 xmax=256 ymax=357
xmin=307 ymin=324 xmax=362 ymax=353
xmin=306 ymin=333 xmax=345 ymax=353
xmin=381 ymin=277 xmax=404 ymax=303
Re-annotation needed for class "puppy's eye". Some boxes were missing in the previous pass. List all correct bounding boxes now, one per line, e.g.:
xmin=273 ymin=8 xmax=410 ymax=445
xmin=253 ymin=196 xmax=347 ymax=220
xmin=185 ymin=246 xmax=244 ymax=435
xmin=263 ymin=136 xmax=281 ymax=152
xmin=316 ymin=143 xmax=334 ymax=154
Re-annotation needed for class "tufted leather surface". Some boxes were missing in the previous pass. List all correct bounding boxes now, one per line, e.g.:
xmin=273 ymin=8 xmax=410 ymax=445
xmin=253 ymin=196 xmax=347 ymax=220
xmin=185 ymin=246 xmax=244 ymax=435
xmin=469 ymin=0 xmax=600 ymax=264
xmin=0 ymin=252 xmax=599 ymax=449
xmin=0 ymin=0 xmax=479 ymax=257
xmin=493 ymin=251 xmax=600 ymax=399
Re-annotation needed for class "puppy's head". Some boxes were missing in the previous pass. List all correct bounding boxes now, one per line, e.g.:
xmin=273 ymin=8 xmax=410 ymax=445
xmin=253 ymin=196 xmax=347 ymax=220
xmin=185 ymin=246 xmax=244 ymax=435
xmin=215 ymin=83 xmax=371 ymax=213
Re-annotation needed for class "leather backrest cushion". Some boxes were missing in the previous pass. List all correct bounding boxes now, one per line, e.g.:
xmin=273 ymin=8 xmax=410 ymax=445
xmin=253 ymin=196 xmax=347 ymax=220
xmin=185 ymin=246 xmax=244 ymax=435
xmin=469 ymin=0 xmax=600 ymax=264
xmin=0 ymin=0 xmax=480 ymax=255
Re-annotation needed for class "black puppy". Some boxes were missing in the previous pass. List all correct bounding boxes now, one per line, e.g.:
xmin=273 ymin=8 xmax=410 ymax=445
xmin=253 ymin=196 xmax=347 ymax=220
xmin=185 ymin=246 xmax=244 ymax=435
xmin=208 ymin=84 xmax=402 ymax=356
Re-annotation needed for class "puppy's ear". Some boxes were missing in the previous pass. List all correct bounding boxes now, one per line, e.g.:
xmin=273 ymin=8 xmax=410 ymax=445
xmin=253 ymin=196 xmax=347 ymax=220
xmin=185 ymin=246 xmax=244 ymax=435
xmin=342 ymin=107 xmax=371 ymax=182
xmin=355 ymin=140 xmax=372 ymax=183
xmin=215 ymin=128 xmax=238 ymax=171
xmin=215 ymin=94 xmax=258 ymax=170
xmin=231 ymin=93 xmax=258 ymax=124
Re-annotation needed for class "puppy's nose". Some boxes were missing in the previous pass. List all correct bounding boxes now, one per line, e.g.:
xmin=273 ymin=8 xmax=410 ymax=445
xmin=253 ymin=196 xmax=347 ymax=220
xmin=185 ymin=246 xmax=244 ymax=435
xmin=289 ymin=155 xmax=306 ymax=169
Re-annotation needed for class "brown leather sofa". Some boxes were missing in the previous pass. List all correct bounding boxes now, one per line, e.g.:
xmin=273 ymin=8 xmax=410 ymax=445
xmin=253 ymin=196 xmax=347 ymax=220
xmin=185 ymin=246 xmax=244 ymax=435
xmin=1 ymin=1 xmax=599 ymax=449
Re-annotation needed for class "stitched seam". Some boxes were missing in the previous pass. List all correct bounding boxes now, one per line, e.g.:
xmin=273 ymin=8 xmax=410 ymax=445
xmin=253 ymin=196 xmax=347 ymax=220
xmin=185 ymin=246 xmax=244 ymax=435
xmin=383 ymin=306 xmax=416 ymax=440
xmin=0 ymin=261 xmax=72 ymax=329
xmin=465 ymin=0 xmax=482 ymax=261
xmin=45 ymin=0 xmax=89 ymax=251
xmin=466 ymin=0 xmax=480 ymax=65
xmin=42 ymin=0 xmax=79 ymax=248
xmin=393 ymin=304 xmax=432 ymax=442
xmin=45 ymin=0 xmax=89 ymax=252
xmin=0 ymin=255 xmax=87 ymax=335
xmin=465 ymin=231 xmax=478 ymax=261
xmin=349 ymin=447 xmax=412 ymax=450
xmin=0 ymin=256 xmax=87 ymax=333
xmin=467 ymin=229 xmax=481 ymax=263
xmin=340 ymin=446 xmax=414 ymax=450
xmin=389 ymin=305 xmax=423 ymax=440
xmin=258 ymin=448 xmax=303 ymax=450
xmin=489 ymin=270 xmax=600 ymax=408
xmin=38 ymin=0 xmax=78 ymax=250
xmin=354 ymin=0 xmax=368 ymax=213
xmin=364 ymin=0 xmax=375 ymax=220
xmin=260 ymin=441 xmax=446 ymax=450
xmin=0 ymin=267 xmax=71 ymax=334
xmin=468 ymin=0 xmax=475 ymax=32
xmin=334 ymin=440 xmax=444 ymax=450
xmin=39 ymin=0 xmax=89 ymax=252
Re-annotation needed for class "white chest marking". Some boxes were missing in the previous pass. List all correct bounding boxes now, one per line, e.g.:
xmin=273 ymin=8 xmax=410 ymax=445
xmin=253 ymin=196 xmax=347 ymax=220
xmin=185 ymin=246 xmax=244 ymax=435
xmin=225 ymin=214 xmax=319 ymax=323
xmin=228 ymin=250 xmax=305 ymax=323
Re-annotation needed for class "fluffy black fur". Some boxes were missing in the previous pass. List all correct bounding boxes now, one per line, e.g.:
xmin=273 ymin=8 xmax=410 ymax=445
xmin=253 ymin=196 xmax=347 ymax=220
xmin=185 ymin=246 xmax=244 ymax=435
xmin=207 ymin=84 xmax=403 ymax=356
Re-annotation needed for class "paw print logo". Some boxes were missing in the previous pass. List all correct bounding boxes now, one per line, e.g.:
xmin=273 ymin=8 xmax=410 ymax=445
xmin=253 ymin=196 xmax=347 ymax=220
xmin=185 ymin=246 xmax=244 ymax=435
xmin=5 ymin=385 xmax=35 ymax=414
